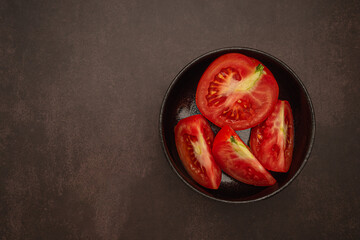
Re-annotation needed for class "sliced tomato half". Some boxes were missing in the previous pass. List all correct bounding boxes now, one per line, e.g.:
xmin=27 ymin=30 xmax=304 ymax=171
xmin=250 ymin=100 xmax=294 ymax=172
xmin=196 ymin=53 xmax=279 ymax=130
xmin=212 ymin=125 xmax=276 ymax=186
xmin=174 ymin=115 xmax=222 ymax=189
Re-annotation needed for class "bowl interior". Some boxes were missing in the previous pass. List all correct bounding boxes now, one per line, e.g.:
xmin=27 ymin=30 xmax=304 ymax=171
xmin=160 ymin=48 xmax=315 ymax=203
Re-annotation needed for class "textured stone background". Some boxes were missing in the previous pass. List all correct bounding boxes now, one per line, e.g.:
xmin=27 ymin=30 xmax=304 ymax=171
xmin=1 ymin=0 xmax=359 ymax=239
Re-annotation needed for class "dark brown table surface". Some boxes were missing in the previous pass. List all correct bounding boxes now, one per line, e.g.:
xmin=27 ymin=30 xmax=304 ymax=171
xmin=1 ymin=0 xmax=359 ymax=239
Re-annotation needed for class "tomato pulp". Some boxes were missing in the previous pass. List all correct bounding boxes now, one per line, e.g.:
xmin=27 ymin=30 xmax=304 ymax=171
xmin=174 ymin=115 xmax=222 ymax=189
xmin=250 ymin=100 xmax=295 ymax=172
xmin=196 ymin=53 xmax=279 ymax=130
xmin=212 ymin=125 xmax=276 ymax=186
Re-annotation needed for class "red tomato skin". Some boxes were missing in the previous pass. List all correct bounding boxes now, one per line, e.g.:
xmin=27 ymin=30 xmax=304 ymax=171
xmin=196 ymin=53 xmax=279 ymax=130
xmin=212 ymin=125 xmax=276 ymax=186
xmin=250 ymin=100 xmax=294 ymax=172
xmin=174 ymin=115 xmax=222 ymax=189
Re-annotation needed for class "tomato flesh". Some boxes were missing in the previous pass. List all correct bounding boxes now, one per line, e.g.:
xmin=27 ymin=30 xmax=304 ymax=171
xmin=250 ymin=100 xmax=294 ymax=172
xmin=212 ymin=125 xmax=276 ymax=186
xmin=174 ymin=115 xmax=222 ymax=189
xmin=196 ymin=53 xmax=279 ymax=130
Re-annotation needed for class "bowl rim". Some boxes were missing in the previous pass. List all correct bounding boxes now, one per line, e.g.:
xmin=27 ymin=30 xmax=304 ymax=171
xmin=159 ymin=46 xmax=316 ymax=203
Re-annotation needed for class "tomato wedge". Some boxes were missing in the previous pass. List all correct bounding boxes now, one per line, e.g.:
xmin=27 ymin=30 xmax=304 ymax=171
xmin=212 ymin=125 xmax=276 ymax=186
xmin=174 ymin=115 xmax=222 ymax=189
xmin=196 ymin=53 xmax=279 ymax=130
xmin=250 ymin=100 xmax=294 ymax=172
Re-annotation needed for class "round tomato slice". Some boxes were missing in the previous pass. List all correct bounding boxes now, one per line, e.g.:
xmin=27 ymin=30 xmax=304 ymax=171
xmin=250 ymin=100 xmax=294 ymax=172
xmin=196 ymin=53 xmax=279 ymax=130
xmin=174 ymin=115 xmax=222 ymax=189
xmin=212 ymin=125 xmax=276 ymax=186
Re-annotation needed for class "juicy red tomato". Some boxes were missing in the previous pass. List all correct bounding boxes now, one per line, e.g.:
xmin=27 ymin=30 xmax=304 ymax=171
xmin=212 ymin=125 xmax=276 ymax=186
xmin=174 ymin=115 xmax=222 ymax=189
xmin=196 ymin=53 xmax=279 ymax=130
xmin=250 ymin=100 xmax=294 ymax=172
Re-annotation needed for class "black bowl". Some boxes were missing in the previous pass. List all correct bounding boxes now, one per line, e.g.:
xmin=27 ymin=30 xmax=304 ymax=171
xmin=159 ymin=47 xmax=315 ymax=203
